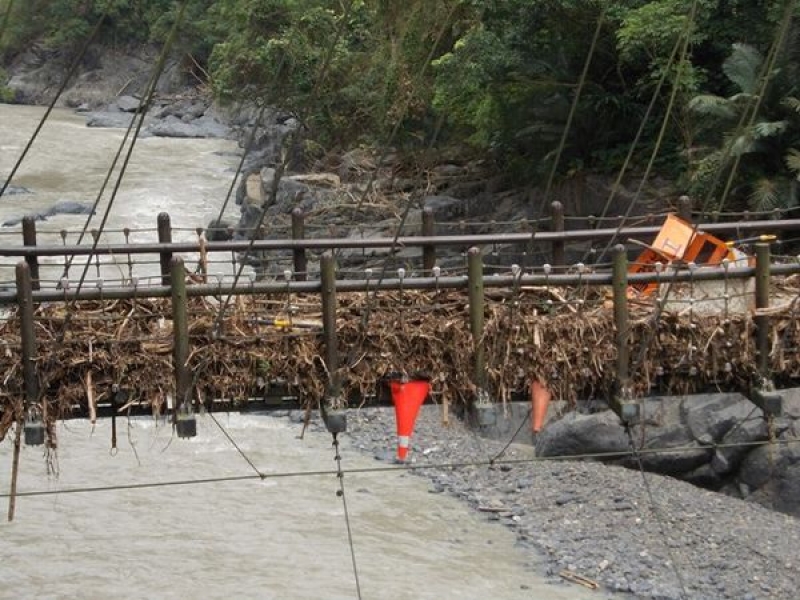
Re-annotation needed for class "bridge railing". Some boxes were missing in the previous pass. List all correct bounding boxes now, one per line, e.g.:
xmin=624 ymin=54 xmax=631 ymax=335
xmin=1 ymin=205 xmax=799 ymax=431
xmin=1 ymin=203 xmax=800 ymax=292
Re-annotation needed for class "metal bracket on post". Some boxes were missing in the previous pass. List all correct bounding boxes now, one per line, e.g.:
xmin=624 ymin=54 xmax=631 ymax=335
xmin=610 ymin=388 xmax=640 ymax=426
xmin=320 ymin=400 xmax=347 ymax=435
xmin=749 ymin=384 xmax=782 ymax=416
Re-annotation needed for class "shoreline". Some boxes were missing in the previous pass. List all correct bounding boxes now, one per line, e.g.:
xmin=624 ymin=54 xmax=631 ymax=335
xmin=317 ymin=405 xmax=800 ymax=600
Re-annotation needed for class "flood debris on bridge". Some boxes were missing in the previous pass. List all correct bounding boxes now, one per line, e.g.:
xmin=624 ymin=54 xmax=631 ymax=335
xmin=1 ymin=276 xmax=799 ymax=444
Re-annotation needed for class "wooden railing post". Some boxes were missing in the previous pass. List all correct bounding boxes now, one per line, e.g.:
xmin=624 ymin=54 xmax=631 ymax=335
xmin=170 ymin=257 xmax=190 ymax=425
xmin=750 ymin=242 xmax=781 ymax=414
xmin=551 ymin=201 xmax=565 ymax=268
xmin=10 ymin=261 xmax=39 ymax=521
xmin=755 ymin=242 xmax=771 ymax=377
xmin=678 ymin=195 xmax=692 ymax=222
xmin=320 ymin=252 xmax=339 ymax=398
xmin=422 ymin=206 xmax=436 ymax=273
xmin=467 ymin=247 xmax=486 ymax=392
xmin=158 ymin=212 xmax=172 ymax=286
xmin=291 ymin=208 xmax=307 ymax=281
xmin=612 ymin=245 xmax=638 ymax=424
xmin=22 ymin=217 xmax=40 ymax=291
xmin=16 ymin=262 xmax=38 ymax=413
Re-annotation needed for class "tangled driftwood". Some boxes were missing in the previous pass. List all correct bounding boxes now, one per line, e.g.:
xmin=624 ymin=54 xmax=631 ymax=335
xmin=1 ymin=282 xmax=799 ymax=442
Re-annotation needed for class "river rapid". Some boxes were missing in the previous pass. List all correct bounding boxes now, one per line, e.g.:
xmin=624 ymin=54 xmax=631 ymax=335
xmin=0 ymin=104 xmax=242 ymax=285
xmin=0 ymin=104 xmax=601 ymax=599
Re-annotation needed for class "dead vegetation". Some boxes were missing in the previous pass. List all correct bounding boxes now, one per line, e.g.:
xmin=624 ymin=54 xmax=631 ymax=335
xmin=1 ymin=282 xmax=799 ymax=442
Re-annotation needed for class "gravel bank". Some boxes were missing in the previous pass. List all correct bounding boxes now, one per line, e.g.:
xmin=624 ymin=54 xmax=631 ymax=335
xmin=320 ymin=406 xmax=800 ymax=600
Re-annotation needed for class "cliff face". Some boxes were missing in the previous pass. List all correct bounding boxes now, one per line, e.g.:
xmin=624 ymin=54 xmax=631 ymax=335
xmin=3 ymin=44 xmax=191 ymax=108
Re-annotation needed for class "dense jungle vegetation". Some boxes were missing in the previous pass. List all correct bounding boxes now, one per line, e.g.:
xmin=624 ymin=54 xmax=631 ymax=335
xmin=2 ymin=0 xmax=800 ymax=212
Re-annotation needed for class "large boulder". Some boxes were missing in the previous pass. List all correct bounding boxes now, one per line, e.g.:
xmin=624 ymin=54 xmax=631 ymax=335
xmin=535 ymin=410 xmax=628 ymax=457
xmin=146 ymin=114 xmax=230 ymax=139
xmin=534 ymin=389 xmax=800 ymax=517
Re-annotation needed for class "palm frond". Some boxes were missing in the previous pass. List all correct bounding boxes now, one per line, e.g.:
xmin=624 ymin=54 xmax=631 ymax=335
xmin=781 ymin=96 xmax=800 ymax=114
xmin=687 ymin=94 xmax=736 ymax=119
xmin=728 ymin=92 xmax=759 ymax=106
xmin=729 ymin=132 xmax=755 ymax=155
xmin=752 ymin=120 xmax=789 ymax=139
xmin=748 ymin=177 xmax=782 ymax=212
xmin=785 ymin=148 xmax=800 ymax=174
xmin=723 ymin=43 xmax=763 ymax=95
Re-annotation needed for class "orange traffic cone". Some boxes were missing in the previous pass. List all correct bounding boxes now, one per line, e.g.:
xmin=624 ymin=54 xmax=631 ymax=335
xmin=389 ymin=379 xmax=430 ymax=461
xmin=531 ymin=379 xmax=551 ymax=433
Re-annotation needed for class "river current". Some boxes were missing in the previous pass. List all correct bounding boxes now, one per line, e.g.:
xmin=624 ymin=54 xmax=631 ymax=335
xmin=0 ymin=104 xmax=598 ymax=599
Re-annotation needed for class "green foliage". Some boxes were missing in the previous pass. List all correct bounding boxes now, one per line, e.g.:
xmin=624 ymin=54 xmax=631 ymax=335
xmin=2 ymin=0 xmax=799 ymax=197
xmin=0 ymin=66 xmax=14 ymax=102
xmin=687 ymin=41 xmax=800 ymax=212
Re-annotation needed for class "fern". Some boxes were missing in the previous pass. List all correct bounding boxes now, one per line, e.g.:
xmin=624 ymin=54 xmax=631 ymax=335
xmin=722 ymin=43 xmax=763 ymax=95
xmin=687 ymin=94 xmax=736 ymax=119
xmin=785 ymin=148 xmax=800 ymax=175
xmin=748 ymin=177 xmax=781 ymax=212
xmin=752 ymin=120 xmax=789 ymax=139
xmin=781 ymin=96 xmax=800 ymax=114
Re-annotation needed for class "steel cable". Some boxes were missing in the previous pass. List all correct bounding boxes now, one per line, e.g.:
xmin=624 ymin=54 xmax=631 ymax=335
xmin=0 ymin=8 xmax=108 ymax=200
xmin=5 ymin=433 xmax=800 ymax=499
xmin=625 ymin=426 xmax=690 ymax=600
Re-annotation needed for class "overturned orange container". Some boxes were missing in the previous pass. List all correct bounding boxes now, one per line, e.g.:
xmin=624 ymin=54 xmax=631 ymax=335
xmin=628 ymin=214 xmax=737 ymax=296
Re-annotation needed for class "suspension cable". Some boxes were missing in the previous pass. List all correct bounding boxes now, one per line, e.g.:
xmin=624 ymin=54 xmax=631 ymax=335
xmin=0 ymin=7 xmax=107 ymax=200
xmin=206 ymin=0 xmax=358 ymax=242
xmin=581 ymin=10 xmax=688 ymax=263
xmin=211 ymin=0 xmax=356 ymax=335
xmin=540 ymin=3 xmax=608 ymax=210
xmin=67 ymin=0 xmax=192 ymax=301
xmin=594 ymin=0 xmax=699 ymax=265
xmin=627 ymin=0 xmax=798 ymax=378
xmin=335 ymin=3 xmax=461 ymax=349
xmin=711 ymin=0 xmax=797 ymax=215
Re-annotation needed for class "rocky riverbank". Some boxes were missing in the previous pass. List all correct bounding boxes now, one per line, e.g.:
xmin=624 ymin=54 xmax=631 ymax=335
xmin=299 ymin=405 xmax=800 ymax=600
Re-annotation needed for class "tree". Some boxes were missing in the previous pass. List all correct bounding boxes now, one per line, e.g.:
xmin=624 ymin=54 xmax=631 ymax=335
xmin=687 ymin=41 xmax=800 ymax=212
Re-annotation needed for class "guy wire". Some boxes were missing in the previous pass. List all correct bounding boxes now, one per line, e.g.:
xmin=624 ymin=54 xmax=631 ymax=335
xmin=5 ymin=434 xmax=800 ymax=499
xmin=208 ymin=412 xmax=264 ymax=479
xmin=68 ymin=0 xmax=192 ymax=301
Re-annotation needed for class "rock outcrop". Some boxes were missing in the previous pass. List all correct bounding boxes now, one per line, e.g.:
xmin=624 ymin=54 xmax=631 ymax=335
xmin=535 ymin=389 xmax=800 ymax=516
xmin=1 ymin=200 xmax=95 ymax=227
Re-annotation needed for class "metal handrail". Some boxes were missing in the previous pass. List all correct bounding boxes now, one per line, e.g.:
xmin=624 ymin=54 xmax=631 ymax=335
xmin=0 ymin=262 xmax=797 ymax=304
xmin=1 ymin=217 xmax=799 ymax=257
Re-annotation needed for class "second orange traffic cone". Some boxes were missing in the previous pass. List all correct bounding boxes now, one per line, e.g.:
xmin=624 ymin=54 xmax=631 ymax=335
xmin=389 ymin=379 xmax=430 ymax=461
xmin=531 ymin=379 xmax=551 ymax=433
